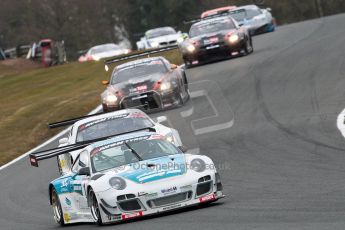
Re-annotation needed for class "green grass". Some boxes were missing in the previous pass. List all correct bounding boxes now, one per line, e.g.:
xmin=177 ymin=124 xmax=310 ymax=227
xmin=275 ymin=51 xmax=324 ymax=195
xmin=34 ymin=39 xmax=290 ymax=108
xmin=0 ymin=49 xmax=183 ymax=165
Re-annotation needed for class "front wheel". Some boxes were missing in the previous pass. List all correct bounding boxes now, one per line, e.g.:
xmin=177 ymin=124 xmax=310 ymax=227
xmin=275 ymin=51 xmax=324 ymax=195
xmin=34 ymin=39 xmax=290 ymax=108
xmin=89 ymin=190 xmax=103 ymax=226
xmin=244 ymin=37 xmax=254 ymax=55
xmin=51 ymin=188 xmax=65 ymax=226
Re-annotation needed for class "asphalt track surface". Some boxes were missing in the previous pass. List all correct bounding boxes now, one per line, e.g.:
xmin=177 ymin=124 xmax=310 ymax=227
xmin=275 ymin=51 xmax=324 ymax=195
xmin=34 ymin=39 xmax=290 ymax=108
xmin=2 ymin=14 xmax=345 ymax=230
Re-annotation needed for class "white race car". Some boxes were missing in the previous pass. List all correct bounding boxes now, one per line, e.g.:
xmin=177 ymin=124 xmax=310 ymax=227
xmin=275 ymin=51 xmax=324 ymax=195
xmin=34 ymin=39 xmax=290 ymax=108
xmin=229 ymin=5 xmax=276 ymax=35
xmin=53 ymin=109 xmax=182 ymax=174
xmin=78 ymin=43 xmax=131 ymax=62
xmin=29 ymin=132 xmax=224 ymax=226
xmin=136 ymin=27 xmax=187 ymax=50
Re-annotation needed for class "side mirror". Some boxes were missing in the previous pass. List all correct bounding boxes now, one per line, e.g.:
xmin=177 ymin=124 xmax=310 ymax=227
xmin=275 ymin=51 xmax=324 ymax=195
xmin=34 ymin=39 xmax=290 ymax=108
xmin=102 ymin=80 xmax=109 ymax=85
xmin=78 ymin=167 xmax=90 ymax=176
xmin=178 ymin=146 xmax=188 ymax=153
xmin=171 ymin=64 xmax=178 ymax=69
xmin=238 ymin=22 xmax=244 ymax=27
xmin=266 ymin=8 xmax=272 ymax=12
xmin=58 ymin=137 xmax=68 ymax=145
xmin=156 ymin=116 xmax=167 ymax=123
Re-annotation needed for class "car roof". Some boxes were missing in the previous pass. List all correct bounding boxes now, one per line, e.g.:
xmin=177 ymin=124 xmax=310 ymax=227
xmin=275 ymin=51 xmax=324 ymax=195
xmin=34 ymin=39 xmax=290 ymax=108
xmin=90 ymin=43 xmax=119 ymax=50
xmin=73 ymin=109 xmax=148 ymax=129
xmin=231 ymin=5 xmax=259 ymax=11
xmin=201 ymin=5 xmax=237 ymax=18
xmin=193 ymin=15 xmax=233 ymax=27
xmin=146 ymin=27 xmax=176 ymax=33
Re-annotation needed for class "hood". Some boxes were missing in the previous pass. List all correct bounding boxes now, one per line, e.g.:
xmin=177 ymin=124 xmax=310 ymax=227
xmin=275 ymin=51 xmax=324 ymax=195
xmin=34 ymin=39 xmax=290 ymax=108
xmin=108 ymin=73 xmax=167 ymax=95
xmin=94 ymin=49 xmax=126 ymax=58
xmin=115 ymin=154 xmax=186 ymax=184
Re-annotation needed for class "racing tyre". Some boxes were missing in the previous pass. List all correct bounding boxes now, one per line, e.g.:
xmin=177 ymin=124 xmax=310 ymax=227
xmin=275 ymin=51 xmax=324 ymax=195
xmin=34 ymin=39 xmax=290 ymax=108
xmin=57 ymin=156 xmax=63 ymax=175
xmin=90 ymin=190 xmax=103 ymax=226
xmin=51 ymin=188 xmax=65 ymax=226
xmin=244 ymin=37 xmax=254 ymax=55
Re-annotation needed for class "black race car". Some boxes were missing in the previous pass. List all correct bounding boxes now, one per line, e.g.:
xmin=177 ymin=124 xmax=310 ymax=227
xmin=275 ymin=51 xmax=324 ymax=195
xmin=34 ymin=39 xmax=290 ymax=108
xmin=101 ymin=56 xmax=189 ymax=112
xmin=180 ymin=15 xmax=253 ymax=68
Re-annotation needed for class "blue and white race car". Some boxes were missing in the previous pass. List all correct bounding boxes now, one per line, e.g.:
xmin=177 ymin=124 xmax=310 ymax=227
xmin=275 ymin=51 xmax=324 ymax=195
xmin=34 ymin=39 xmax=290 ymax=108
xmin=229 ymin=5 xmax=276 ymax=35
xmin=29 ymin=132 xmax=224 ymax=226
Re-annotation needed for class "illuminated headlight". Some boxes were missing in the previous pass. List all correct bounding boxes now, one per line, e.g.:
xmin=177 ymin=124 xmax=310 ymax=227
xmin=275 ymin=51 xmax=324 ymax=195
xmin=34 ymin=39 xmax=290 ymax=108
xmin=186 ymin=44 xmax=196 ymax=53
xmin=105 ymin=64 xmax=109 ymax=72
xmin=150 ymin=41 xmax=159 ymax=48
xmin=104 ymin=94 xmax=118 ymax=105
xmin=190 ymin=158 xmax=206 ymax=172
xmin=109 ymin=177 xmax=126 ymax=190
xmin=92 ymin=55 xmax=101 ymax=61
xmin=160 ymin=82 xmax=171 ymax=91
xmin=229 ymin=34 xmax=239 ymax=43
xmin=165 ymin=132 xmax=175 ymax=144
xmin=177 ymin=37 xmax=184 ymax=43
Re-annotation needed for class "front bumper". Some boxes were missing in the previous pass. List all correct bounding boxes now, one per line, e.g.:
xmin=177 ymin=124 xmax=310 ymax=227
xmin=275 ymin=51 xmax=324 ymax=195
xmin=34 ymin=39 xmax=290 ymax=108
xmin=96 ymin=173 xmax=224 ymax=224
xmin=183 ymin=40 xmax=246 ymax=64
xmin=102 ymin=90 xmax=181 ymax=113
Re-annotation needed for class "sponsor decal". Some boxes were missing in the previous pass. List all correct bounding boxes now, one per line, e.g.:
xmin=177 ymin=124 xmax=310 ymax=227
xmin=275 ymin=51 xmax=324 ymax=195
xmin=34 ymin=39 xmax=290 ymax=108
xmin=92 ymin=135 xmax=150 ymax=153
xmin=108 ymin=214 xmax=122 ymax=221
xmin=121 ymin=211 xmax=143 ymax=220
xmin=65 ymin=197 xmax=72 ymax=206
xmin=162 ymin=203 xmax=182 ymax=211
xmin=161 ymin=186 xmax=177 ymax=194
xmin=78 ymin=114 xmax=129 ymax=132
xmin=199 ymin=193 xmax=216 ymax=203
xmin=63 ymin=213 xmax=70 ymax=223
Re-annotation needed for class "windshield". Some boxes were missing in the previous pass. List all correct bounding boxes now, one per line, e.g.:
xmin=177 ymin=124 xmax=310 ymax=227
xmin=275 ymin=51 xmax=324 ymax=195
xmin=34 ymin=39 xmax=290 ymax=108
xmin=190 ymin=18 xmax=236 ymax=37
xmin=111 ymin=60 xmax=167 ymax=84
xmin=230 ymin=9 xmax=261 ymax=21
xmin=76 ymin=114 xmax=153 ymax=142
xmin=91 ymin=139 xmax=181 ymax=172
xmin=90 ymin=44 xmax=120 ymax=55
xmin=146 ymin=27 xmax=176 ymax=39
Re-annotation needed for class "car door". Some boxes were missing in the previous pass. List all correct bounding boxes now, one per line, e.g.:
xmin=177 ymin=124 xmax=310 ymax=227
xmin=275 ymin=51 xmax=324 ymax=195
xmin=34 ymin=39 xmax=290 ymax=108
xmin=70 ymin=150 xmax=92 ymax=215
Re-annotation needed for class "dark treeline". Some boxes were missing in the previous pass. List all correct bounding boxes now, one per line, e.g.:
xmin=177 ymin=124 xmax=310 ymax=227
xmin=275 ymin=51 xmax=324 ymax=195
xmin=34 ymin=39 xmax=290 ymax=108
xmin=0 ymin=0 xmax=344 ymax=59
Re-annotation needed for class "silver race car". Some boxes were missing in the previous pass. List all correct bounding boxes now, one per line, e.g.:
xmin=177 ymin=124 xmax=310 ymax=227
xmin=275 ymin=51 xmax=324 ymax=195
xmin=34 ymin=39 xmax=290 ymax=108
xmin=229 ymin=5 xmax=276 ymax=35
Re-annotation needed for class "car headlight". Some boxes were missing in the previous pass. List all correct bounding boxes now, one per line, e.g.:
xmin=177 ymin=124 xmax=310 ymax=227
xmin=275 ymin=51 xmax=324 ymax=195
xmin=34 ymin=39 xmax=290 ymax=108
xmin=190 ymin=158 xmax=206 ymax=172
xmin=177 ymin=37 xmax=184 ymax=43
xmin=229 ymin=34 xmax=239 ymax=43
xmin=109 ymin=177 xmax=126 ymax=190
xmin=186 ymin=44 xmax=196 ymax=53
xmin=92 ymin=55 xmax=101 ymax=61
xmin=103 ymin=94 xmax=118 ymax=105
xmin=165 ymin=132 xmax=175 ymax=144
xmin=160 ymin=81 xmax=171 ymax=91
xmin=150 ymin=41 xmax=159 ymax=48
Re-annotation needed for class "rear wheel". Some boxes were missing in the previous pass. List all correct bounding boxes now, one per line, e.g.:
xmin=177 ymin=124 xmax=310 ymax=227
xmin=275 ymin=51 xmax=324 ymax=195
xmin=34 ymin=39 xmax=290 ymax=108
xmin=89 ymin=190 xmax=103 ymax=226
xmin=51 ymin=188 xmax=65 ymax=226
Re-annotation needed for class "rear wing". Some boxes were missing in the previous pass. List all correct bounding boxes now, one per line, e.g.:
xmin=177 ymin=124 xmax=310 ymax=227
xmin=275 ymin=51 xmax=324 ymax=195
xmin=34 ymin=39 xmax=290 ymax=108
xmin=48 ymin=111 xmax=106 ymax=129
xmin=104 ymin=45 xmax=178 ymax=69
xmin=29 ymin=127 xmax=156 ymax=167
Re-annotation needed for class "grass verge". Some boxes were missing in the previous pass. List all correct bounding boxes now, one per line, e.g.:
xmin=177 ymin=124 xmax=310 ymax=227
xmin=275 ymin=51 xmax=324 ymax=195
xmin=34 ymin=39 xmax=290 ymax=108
xmin=0 ymin=49 xmax=183 ymax=166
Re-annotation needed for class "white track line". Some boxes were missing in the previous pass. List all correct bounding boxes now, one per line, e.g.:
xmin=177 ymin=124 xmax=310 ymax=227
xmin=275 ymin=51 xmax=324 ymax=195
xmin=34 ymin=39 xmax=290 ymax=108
xmin=0 ymin=105 xmax=102 ymax=171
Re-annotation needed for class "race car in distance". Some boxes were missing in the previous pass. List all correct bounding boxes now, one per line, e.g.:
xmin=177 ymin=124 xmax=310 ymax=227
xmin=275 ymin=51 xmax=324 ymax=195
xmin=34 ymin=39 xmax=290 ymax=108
xmin=51 ymin=109 xmax=182 ymax=174
xmin=101 ymin=56 xmax=189 ymax=112
xmin=30 ymin=132 xmax=224 ymax=225
xmin=180 ymin=15 xmax=253 ymax=68
xmin=78 ymin=43 xmax=131 ymax=62
xmin=229 ymin=5 xmax=276 ymax=35
xmin=136 ymin=27 xmax=187 ymax=50
xmin=201 ymin=5 xmax=237 ymax=18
